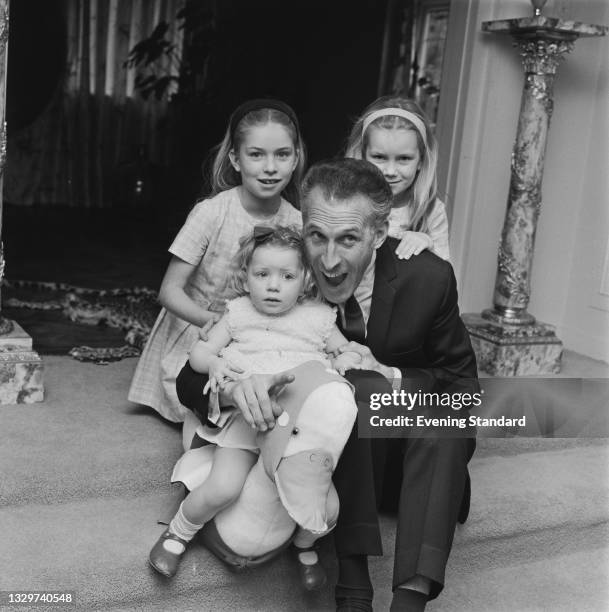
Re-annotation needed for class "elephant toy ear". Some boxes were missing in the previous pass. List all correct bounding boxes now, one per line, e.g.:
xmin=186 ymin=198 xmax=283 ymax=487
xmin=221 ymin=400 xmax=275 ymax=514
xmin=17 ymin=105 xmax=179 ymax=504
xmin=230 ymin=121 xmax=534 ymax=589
xmin=275 ymin=449 xmax=336 ymax=534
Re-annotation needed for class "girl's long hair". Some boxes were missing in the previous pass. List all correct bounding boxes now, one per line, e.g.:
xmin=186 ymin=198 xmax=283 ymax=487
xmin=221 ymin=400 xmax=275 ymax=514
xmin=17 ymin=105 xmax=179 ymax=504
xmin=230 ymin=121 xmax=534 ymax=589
xmin=208 ymin=108 xmax=306 ymax=208
xmin=345 ymin=96 xmax=438 ymax=234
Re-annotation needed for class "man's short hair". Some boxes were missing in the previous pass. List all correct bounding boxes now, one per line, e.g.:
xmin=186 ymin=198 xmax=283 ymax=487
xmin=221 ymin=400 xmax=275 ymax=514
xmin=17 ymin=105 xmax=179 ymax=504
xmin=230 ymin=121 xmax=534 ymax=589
xmin=301 ymin=158 xmax=393 ymax=228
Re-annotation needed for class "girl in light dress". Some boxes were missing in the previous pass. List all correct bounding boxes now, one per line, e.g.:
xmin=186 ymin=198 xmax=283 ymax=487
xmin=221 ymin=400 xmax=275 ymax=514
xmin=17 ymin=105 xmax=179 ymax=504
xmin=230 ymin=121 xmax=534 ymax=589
xmin=128 ymin=99 xmax=305 ymax=423
xmin=149 ymin=226 xmax=360 ymax=584
xmin=345 ymin=96 xmax=450 ymax=261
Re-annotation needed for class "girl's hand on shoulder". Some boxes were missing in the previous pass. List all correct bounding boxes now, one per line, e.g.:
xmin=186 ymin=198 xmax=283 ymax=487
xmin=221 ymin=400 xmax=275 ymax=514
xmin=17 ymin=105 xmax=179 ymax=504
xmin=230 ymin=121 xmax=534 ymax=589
xmin=396 ymin=231 xmax=433 ymax=260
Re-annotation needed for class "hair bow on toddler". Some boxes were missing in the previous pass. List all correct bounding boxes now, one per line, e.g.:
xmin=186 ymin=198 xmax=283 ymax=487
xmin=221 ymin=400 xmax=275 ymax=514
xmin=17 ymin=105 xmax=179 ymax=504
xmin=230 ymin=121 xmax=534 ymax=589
xmin=253 ymin=225 xmax=276 ymax=244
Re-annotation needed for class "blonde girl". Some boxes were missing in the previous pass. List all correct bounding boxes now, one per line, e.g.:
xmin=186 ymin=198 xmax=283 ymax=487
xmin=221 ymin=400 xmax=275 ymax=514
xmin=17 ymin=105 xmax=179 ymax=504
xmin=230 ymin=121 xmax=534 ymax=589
xmin=129 ymin=99 xmax=305 ymax=422
xmin=345 ymin=96 xmax=449 ymax=261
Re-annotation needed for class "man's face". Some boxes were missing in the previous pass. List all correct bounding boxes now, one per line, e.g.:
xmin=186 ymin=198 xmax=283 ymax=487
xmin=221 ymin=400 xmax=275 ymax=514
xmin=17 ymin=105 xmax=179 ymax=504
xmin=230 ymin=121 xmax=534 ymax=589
xmin=303 ymin=187 xmax=388 ymax=304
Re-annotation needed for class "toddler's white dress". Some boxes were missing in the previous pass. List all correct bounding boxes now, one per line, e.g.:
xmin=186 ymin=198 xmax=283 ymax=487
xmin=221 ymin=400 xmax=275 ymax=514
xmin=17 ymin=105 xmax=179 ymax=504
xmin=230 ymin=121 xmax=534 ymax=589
xmin=197 ymin=296 xmax=339 ymax=450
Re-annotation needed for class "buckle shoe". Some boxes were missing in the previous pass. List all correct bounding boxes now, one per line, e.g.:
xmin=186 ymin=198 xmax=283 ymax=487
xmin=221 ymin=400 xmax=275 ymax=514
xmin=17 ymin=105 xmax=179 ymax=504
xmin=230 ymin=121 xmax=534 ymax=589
xmin=149 ymin=529 xmax=189 ymax=578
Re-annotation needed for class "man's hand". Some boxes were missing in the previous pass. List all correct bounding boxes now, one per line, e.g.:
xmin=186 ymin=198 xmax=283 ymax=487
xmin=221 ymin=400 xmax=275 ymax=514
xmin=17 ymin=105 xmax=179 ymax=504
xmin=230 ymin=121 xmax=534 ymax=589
xmin=395 ymin=231 xmax=433 ymax=260
xmin=223 ymin=372 xmax=295 ymax=432
xmin=336 ymin=342 xmax=393 ymax=380
xmin=332 ymin=350 xmax=362 ymax=375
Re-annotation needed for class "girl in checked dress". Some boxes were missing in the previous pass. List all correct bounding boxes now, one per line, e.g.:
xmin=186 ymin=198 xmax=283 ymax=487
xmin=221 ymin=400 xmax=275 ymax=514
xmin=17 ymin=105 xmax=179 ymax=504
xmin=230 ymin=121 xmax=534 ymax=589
xmin=128 ymin=99 xmax=305 ymax=423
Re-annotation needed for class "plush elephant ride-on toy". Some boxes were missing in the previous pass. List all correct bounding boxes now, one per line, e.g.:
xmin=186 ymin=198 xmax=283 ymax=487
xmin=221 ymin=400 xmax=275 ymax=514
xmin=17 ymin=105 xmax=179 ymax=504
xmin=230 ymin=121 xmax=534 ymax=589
xmin=169 ymin=361 xmax=359 ymax=576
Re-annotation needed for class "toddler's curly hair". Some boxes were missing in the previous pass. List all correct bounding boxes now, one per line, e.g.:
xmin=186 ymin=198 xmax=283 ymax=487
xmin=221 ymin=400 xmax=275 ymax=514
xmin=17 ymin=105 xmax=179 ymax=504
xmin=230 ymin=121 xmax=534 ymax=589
xmin=229 ymin=225 xmax=318 ymax=301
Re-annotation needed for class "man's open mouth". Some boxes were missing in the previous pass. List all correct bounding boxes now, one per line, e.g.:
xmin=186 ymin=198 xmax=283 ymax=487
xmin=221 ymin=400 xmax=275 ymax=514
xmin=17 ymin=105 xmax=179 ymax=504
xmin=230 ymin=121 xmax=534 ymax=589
xmin=323 ymin=272 xmax=347 ymax=287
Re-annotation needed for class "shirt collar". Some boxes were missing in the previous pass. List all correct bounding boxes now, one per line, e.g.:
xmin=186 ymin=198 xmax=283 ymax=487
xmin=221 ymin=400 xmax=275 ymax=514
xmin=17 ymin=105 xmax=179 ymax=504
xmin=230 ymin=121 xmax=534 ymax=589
xmin=354 ymin=251 xmax=376 ymax=304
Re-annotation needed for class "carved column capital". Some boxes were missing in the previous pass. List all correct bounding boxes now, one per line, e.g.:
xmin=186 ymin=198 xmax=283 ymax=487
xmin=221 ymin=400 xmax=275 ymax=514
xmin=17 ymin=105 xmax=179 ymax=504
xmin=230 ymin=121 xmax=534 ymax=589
xmin=515 ymin=38 xmax=574 ymax=75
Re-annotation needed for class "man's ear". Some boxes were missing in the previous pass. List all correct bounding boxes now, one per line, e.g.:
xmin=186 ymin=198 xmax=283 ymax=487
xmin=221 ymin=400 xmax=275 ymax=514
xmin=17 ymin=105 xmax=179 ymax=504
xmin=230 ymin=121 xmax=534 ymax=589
xmin=229 ymin=149 xmax=240 ymax=172
xmin=373 ymin=221 xmax=389 ymax=249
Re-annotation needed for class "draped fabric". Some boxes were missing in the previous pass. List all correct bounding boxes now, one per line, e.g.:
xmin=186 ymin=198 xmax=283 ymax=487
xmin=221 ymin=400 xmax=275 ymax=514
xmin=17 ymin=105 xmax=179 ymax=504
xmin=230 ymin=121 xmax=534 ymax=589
xmin=5 ymin=0 xmax=184 ymax=207
xmin=377 ymin=0 xmax=449 ymax=128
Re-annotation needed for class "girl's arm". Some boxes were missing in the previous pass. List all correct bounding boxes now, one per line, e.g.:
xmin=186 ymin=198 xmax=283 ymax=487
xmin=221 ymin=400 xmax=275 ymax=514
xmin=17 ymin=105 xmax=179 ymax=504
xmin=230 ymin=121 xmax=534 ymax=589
xmin=426 ymin=200 xmax=450 ymax=261
xmin=188 ymin=316 xmax=232 ymax=372
xmin=189 ymin=316 xmax=243 ymax=389
xmin=395 ymin=200 xmax=450 ymax=261
xmin=158 ymin=255 xmax=218 ymax=326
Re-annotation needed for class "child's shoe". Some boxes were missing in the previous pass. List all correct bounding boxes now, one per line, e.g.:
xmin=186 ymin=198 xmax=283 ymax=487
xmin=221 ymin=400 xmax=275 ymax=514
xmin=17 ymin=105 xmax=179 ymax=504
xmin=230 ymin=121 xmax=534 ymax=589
xmin=294 ymin=545 xmax=327 ymax=591
xmin=149 ymin=529 xmax=189 ymax=578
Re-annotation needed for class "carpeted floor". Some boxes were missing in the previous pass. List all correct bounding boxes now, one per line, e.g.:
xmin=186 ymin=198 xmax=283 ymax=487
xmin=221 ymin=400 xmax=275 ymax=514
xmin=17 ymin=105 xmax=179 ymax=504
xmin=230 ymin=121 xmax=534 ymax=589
xmin=1 ymin=355 xmax=606 ymax=611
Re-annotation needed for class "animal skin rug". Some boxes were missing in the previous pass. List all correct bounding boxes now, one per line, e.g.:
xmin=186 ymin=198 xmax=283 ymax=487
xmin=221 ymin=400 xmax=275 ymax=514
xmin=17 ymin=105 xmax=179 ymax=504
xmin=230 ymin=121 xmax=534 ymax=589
xmin=3 ymin=279 xmax=159 ymax=364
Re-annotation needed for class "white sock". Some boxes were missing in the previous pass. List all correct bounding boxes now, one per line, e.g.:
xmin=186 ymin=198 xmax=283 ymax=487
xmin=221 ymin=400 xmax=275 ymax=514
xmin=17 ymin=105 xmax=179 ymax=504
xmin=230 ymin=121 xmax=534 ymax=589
xmin=294 ymin=530 xmax=319 ymax=565
xmin=296 ymin=549 xmax=319 ymax=565
xmin=168 ymin=503 xmax=204 ymax=544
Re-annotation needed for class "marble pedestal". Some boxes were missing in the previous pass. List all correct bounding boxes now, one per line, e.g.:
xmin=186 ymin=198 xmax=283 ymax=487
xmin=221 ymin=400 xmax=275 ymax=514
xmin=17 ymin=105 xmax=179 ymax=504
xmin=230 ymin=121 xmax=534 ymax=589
xmin=0 ymin=319 xmax=44 ymax=404
xmin=463 ymin=312 xmax=562 ymax=376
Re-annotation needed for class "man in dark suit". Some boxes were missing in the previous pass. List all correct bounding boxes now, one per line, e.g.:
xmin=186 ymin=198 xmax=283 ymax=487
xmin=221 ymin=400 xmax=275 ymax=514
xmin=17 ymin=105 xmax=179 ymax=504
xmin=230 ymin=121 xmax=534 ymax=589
xmin=177 ymin=159 xmax=477 ymax=611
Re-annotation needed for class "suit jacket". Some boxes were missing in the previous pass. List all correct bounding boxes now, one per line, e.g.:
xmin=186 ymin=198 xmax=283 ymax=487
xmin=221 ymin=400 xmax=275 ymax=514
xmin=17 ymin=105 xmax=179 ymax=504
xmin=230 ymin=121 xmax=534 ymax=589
xmin=366 ymin=237 xmax=478 ymax=396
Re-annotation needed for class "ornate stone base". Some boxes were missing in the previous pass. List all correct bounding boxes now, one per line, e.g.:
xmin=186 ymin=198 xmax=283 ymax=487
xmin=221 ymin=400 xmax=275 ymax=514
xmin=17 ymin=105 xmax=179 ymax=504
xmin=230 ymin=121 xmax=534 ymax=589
xmin=463 ymin=312 xmax=562 ymax=376
xmin=0 ymin=320 xmax=44 ymax=404
xmin=0 ymin=319 xmax=34 ymax=349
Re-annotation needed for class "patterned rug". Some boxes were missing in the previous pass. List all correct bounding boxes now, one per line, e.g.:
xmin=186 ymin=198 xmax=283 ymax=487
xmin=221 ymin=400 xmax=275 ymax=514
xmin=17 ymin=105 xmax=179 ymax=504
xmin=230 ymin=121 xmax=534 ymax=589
xmin=2 ymin=280 xmax=160 ymax=363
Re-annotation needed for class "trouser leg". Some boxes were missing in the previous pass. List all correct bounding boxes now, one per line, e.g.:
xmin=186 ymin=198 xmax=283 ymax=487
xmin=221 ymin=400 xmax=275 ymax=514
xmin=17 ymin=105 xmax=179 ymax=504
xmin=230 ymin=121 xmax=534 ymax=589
xmin=392 ymin=435 xmax=476 ymax=599
xmin=333 ymin=369 xmax=392 ymax=557
xmin=333 ymin=418 xmax=384 ymax=556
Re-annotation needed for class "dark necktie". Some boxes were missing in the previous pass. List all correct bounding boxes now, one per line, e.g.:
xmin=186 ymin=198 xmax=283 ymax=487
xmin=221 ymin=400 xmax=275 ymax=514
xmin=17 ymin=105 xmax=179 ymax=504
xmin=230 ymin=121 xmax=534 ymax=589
xmin=338 ymin=295 xmax=366 ymax=343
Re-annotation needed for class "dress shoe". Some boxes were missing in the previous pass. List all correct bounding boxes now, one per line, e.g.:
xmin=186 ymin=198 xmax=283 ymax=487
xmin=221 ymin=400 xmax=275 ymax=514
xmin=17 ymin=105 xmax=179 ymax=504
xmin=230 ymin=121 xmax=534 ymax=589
xmin=149 ymin=529 xmax=188 ymax=578
xmin=335 ymin=596 xmax=373 ymax=611
xmin=294 ymin=546 xmax=327 ymax=591
xmin=390 ymin=587 xmax=427 ymax=611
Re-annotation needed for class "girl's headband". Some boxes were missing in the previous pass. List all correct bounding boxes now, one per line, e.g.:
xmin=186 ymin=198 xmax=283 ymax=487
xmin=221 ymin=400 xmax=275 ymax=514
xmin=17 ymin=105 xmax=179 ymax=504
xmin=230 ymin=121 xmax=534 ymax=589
xmin=229 ymin=98 xmax=300 ymax=143
xmin=362 ymin=108 xmax=427 ymax=145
